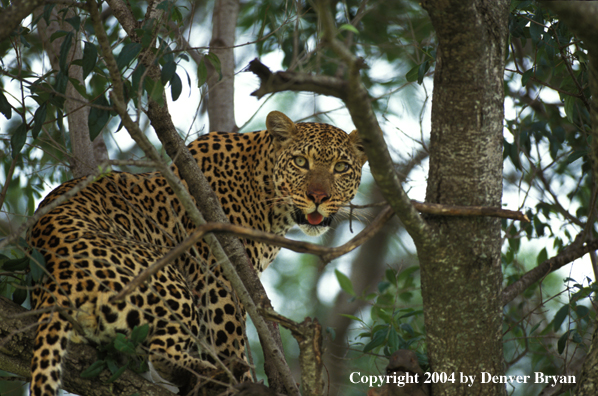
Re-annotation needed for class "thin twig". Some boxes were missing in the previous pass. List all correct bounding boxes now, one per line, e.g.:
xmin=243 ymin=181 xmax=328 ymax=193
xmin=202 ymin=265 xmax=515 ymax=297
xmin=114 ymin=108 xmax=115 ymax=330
xmin=112 ymin=205 xmax=396 ymax=302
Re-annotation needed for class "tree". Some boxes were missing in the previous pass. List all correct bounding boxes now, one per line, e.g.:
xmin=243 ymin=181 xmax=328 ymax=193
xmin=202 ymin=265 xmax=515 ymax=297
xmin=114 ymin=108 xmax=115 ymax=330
xmin=1 ymin=0 xmax=597 ymax=396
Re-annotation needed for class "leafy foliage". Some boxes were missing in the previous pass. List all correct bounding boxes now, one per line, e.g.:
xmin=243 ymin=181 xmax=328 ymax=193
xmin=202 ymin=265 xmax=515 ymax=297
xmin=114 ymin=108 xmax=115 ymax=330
xmin=80 ymin=324 xmax=150 ymax=383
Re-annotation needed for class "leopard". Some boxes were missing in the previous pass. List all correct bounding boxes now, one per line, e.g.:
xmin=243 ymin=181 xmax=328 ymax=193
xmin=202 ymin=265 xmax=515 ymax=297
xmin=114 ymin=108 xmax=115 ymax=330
xmin=27 ymin=110 xmax=368 ymax=396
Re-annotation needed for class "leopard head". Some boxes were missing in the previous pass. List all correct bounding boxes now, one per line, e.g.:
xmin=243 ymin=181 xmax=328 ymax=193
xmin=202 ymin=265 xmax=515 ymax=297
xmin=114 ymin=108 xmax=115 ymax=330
xmin=267 ymin=111 xmax=368 ymax=236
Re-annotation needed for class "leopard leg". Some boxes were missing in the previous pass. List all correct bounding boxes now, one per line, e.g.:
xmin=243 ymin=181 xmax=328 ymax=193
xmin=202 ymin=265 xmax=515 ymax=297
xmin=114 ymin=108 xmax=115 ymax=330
xmin=147 ymin=327 xmax=216 ymax=388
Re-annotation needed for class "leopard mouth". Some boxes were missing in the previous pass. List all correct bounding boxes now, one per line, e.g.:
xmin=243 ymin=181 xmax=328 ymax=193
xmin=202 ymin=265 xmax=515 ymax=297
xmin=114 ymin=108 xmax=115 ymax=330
xmin=292 ymin=208 xmax=334 ymax=227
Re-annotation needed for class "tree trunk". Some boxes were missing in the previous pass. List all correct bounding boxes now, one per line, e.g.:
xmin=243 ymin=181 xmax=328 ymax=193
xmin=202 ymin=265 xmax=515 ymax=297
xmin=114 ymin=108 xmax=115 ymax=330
xmin=36 ymin=5 xmax=109 ymax=178
xmin=418 ymin=1 xmax=508 ymax=395
xmin=207 ymin=0 xmax=239 ymax=132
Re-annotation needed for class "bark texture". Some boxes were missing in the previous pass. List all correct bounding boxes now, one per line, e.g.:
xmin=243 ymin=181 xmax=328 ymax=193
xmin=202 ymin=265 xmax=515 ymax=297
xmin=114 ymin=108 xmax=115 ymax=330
xmin=418 ymin=1 xmax=509 ymax=395
xmin=207 ymin=0 xmax=239 ymax=132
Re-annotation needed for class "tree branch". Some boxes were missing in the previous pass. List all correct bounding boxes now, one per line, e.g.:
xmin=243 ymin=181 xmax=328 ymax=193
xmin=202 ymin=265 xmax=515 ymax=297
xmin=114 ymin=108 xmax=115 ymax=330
xmin=112 ymin=205 xmax=395 ymax=303
xmin=412 ymin=201 xmax=529 ymax=222
xmin=0 ymin=296 xmax=176 ymax=396
xmin=0 ymin=0 xmax=46 ymax=43
xmin=247 ymin=59 xmax=349 ymax=100
xmin=260 ymin=311 xmax=324 ymax=396
xmin=250 ymin=0 xmax=432 ymax=248
xmin=95 ymin=1 xmax=297 ymax=393
xmin=502 ymin=236 xmax=598 ymax=306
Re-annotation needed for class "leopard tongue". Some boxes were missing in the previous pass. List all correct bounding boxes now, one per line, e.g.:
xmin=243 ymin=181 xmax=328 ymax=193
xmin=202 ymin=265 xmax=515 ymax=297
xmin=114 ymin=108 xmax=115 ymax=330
xmin=307 ymin=212 xmax=323 ymax=225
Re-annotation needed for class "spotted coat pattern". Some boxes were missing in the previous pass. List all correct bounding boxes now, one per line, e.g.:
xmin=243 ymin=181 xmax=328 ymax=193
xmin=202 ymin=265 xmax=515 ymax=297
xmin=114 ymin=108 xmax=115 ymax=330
xmin=27 ymin=111 xmax=367 ymax=396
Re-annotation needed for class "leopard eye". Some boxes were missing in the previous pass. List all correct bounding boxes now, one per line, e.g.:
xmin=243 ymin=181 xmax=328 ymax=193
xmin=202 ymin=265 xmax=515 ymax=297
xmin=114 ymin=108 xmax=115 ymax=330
xmin=334 ymin=162 xmax=349 ymax=173
xmin=294 ymin=156 xmax=308 ymax=169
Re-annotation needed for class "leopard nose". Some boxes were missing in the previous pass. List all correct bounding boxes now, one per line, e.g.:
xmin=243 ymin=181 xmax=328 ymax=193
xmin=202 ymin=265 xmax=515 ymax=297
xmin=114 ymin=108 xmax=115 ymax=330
xmin=307 ymin=190 xmax=329 ymax=204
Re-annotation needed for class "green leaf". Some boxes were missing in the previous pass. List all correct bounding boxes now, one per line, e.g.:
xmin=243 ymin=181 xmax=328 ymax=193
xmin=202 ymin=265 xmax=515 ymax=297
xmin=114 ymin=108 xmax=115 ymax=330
xmin=377 ymin=281 xmax=391 ymax=293
xmin=197 ymin=59 xmax=208 ymax=87
xmin=12 ymin=286 xmax=28 ymax=305
xmin=68 ymin=77 xmax=88 ymax=98
xmin=106 ymin=357 xmax=119 ymax=374
xmin=30 ymin=248 xmax=46 ymax=282
xmin=339 ymin=313 xmax=363 ymax=323
xmin=54 ymin=70 xmax=68 ymax=96
xmin=42 ymin=4 xmax=56 ymax=24
xmin=406 ymin=64 xmax=419 ymax=82
xmin=385 ymin=269 xmax=397 ymax=286
xmin=387 ymin=327 xmax=399 ymax=352
xmin=530 ymin=10 xmax=544 ymax=44
xmin=107 ymin=362 xmax=129 ymax=383
xmin=529 ymin=321 xmax=542 ymax=335
xmin=0 ymin=91 xmax=12 ymax=119
xmin=161 ymin=60 xmax=177 ymax=85
xmin=156 ymin=0 xmax=172 ymax=12
xmin=132 ymin=63 xmax=147 ymax=97
xmin=11 ymin=122 xmax=27 ymax=158
xmin=171 ymin=7 xmax=183 ymax=23
xmin=59 ymin=31 xmax=74 ymax=72
xmin=521 ymin=69 xmax=533 ymax=86
xmin=205 ymin=52 xmax=222 ymax=80
xmin=80 ymin=360 xmax=106 ymax=378
xmin=32 ymin=103 xmax=47 ymax=139
xmin=564 ymin=96 xmax=577 ymax=123
xmin=339 ymin=24 xmax=359 ymax=34
xmin=114 ymin=334 xmax=136 ymax=354
xmin=65 ymin=15 xmax=81 ymax=31
xmin=144 ymin=77 xmax=165 ymax=106
xmin=536 ymin=247 xmax=547 ymax=266
xmin=88 ymin=94 xmax=110 ymax=141
xmin=566 ymin=149 xmax=586 ymax=164
xmin=335 ymin=269 xmax=355 ymax=296
xmin=557 ymin=330 xmax=570 ymax=354
xmin=399 ymin=323 xmax=414 ymax=336
xmin=49 ymin=30 xmax=69 ymax=42
xmin=397 ymin=309 xmax=424 ymax=320
xmin=1 ymin=257 xmax=30 ymax=271
xmin=130 ymin=324 xmax=149 ymax=345
xmin=417 ymin=60 xmax=429 ymax=84
xmin=82 ymin=42 xmax=98 ymax=79
xmin=575 ymin=305 xmax=590 ymax=320
xmin=553 ymin=305 xmax=569 ymax=332
xmin=170 ymin=72 xmax=182 ymax=101
xmin=363 ymin=328 xmax=387 ymax=353
xmin=117 ymin=43 xmax=142 ymax=70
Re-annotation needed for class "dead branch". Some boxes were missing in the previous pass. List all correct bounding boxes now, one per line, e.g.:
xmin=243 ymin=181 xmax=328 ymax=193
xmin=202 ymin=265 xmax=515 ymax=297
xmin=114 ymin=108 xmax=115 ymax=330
xmin=260 ymin=310 xmax=324 ymax=396
xmin=246 ymin=58 xmax=348 ymax=100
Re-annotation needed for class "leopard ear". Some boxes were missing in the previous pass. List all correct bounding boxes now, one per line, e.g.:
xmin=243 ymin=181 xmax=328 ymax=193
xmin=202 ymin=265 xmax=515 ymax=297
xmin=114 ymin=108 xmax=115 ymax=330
xmin=349 ymin=129 xmax=368 ymax=165
xmin=266 ymin=111 xmax=297 ymax=145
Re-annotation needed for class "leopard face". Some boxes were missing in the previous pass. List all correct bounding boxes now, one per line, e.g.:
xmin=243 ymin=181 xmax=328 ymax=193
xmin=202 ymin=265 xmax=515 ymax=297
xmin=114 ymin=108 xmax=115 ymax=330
xmin=267 ymin=111 xmax=367 ymax=237
xmin=27 ymin=110 xmax=367 ymax=396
